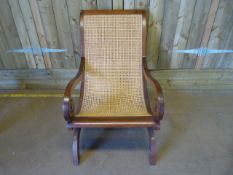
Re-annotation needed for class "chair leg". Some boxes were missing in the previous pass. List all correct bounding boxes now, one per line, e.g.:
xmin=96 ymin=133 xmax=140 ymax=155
xmin=72 ymin=128 xmax=81 ymax=166
xmin=148 ymin=127 xmax=156 ymax=165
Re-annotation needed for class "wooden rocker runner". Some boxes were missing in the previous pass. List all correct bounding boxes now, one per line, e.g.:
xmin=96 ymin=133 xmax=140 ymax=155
xmin=62 ymin=10 xmax=164 ymax=165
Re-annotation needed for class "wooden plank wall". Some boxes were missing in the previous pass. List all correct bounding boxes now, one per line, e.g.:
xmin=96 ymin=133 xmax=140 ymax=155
xmin=0 ymin=0 xmax=233 ymax=70
xmin=1 ymin=69 xmax=233 ymax=90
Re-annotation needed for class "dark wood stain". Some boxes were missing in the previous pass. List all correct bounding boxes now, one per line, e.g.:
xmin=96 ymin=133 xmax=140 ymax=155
xmin=62 ymin=10 xmax=164 ymax=166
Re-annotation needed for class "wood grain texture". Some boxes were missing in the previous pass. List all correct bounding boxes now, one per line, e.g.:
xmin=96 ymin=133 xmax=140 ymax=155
xmin=52 ymin=0 xmax=76 ymax=68
xmin=8 ymin=0 xmax=36 ymax=69
xmin=195 ymin=0 xmax=220 ymax=69
xmin=82 ymin=0 xmax=97 ymax=9
xmin=182 ymin=0 xmax=211 ymax=68
xmin=19 ymin=0 xmax=45 ymax=69
xmin=124 ymin=0 xmax=134 ymax=9
xmin=170 ymin=0 xmax=197 ymax=69
xmin=0 ymin=0 xmax=232 ymax=71
xmin=0 ymin=55 xmax=4 ymax=69
xmin=1 ymin=69 xmax=233 ymax=90
xmin=30 ymin=0 xmax=52 ymax=68
xmin=203 ymin=0 xmax=233 ymax=69
xmin=0 ymin=0 xmax=27 ymax=69
xmin=158 ymin=0 xmax=181 ymax=69
xmin=135 ymin=0 xmax=149 ymax=9
xmin=147 ymin=0 xmax=164 ymax=70
xmin=97 ymin=0 xmax=112 ymax=9
xmin=151 ymin=69 xmax=233 ymax=89
xmin=67 ymin=0 xmax=82 ymax=67
xmin=37 ymin=0 xmax=62 ymax=68
xmin=0 ymin=22 xmax=17 ymax=68
xmin=220 ymin=26 xmax=233 ymax=69
xmin=113 ymin=0 xmax=123 ymax=9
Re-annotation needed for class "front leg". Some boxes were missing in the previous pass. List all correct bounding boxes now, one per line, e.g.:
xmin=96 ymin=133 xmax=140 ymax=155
xmin=72 ymin=128 xmax=81 ymax=166
xmin=148 ymin=127 xmax=156 ymax=165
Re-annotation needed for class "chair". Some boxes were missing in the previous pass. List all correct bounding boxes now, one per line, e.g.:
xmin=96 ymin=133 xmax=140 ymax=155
xmin=62 ymin=10 xmax=164 ymax=166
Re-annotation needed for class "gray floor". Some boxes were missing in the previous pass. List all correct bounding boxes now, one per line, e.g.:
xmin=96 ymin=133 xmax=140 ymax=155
xmin=0 ymin=90 xmax=233 ymax=175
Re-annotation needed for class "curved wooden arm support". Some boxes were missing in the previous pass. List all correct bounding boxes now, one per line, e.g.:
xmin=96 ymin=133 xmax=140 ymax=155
xmin=63 ymin=58 xmax=85 ymax=123
xmin=142 ymin=58 xmax=164 ymax=122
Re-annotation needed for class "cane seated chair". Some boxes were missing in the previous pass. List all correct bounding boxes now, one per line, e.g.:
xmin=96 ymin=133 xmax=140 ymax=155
xmin=62 ymin=10 xmax=164 ymax=166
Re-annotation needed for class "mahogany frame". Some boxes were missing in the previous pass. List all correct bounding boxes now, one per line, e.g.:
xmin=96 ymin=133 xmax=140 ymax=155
xmin=62 ymin=10 xmax=164 ymax=166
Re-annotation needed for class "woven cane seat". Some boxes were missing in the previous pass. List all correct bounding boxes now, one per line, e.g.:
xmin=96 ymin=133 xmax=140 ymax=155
xmin=78 ymin=14 xmax=150 ymax=117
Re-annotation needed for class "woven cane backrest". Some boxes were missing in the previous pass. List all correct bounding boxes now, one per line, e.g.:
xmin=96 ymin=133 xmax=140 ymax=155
xmin=79 ymin=12 xmax=149 ymax=117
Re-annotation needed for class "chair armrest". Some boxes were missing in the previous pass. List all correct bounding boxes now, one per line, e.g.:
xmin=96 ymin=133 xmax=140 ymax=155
xmin=63 ymin=58 xmax=85 ymax=122
xmin=142 ymin=58 xmax=164 ymax=122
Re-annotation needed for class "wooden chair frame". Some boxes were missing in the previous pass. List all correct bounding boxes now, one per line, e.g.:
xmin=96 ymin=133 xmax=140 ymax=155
xmin=62 ymin=10 xmax=164 ymax=166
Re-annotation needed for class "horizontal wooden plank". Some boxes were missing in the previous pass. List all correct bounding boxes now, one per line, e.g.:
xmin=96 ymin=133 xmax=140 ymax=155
xmin=0 ymin=80 xmax=24 ymax=89
xmin=151 ymin=70 xmax=233 ymax=80
xmin=0 ymin=69 xmax=233 ymax=90
xmin=1 ymin=69 xmax=233 ymax=80
xmin=0 ymin=89 xmax=79 ymax=97
xmin=0 ymin=79 xmax=81 ymax=90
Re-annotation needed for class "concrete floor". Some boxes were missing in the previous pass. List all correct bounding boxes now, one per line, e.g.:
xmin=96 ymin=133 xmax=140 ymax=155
xmin=0 ymin=90 xmax=233 ymax=175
